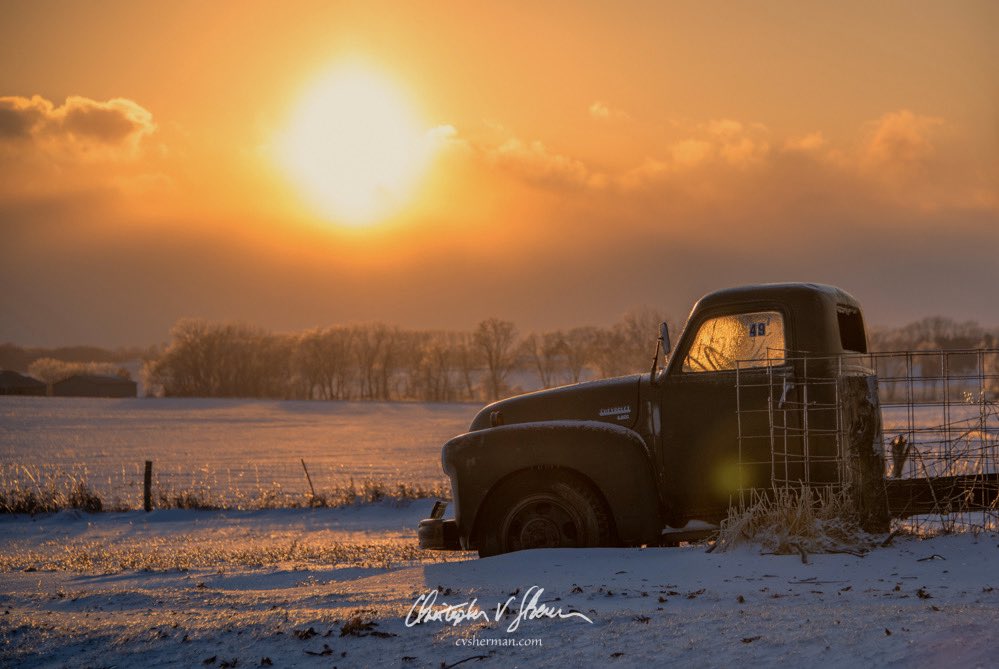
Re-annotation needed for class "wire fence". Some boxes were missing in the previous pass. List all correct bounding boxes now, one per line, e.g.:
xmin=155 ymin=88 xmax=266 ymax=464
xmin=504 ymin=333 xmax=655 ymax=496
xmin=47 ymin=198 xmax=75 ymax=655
xmin=0 ymin=460 xmax=450 ymax=512
xmin=5 ymin=350 xmax=998 ymax=528
xmin=0 ymin=398 xmax=471 ymax=512
xmin=736 ymin=348 xmax=999 ymax=534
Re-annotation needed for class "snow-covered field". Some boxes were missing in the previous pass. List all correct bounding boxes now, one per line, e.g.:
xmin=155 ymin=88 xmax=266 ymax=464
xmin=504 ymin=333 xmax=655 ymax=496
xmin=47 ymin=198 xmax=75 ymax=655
xmin=2 ymin=397 xmax=994 ymax=507
xmin=0 ymin=397 xmax=478 ymax=506
xmin=1 ymin=504 xmax=997 ymax=668
xmin=3 ymin=396 xmax=998 ymax=666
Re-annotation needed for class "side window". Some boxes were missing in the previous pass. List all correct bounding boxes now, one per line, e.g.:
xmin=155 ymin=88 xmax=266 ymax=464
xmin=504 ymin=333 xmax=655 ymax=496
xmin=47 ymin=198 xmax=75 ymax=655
xmin=837 ymin=305 xmax=867 ymax=353
xmin=683 ymin=311 xmax=786 ymax=373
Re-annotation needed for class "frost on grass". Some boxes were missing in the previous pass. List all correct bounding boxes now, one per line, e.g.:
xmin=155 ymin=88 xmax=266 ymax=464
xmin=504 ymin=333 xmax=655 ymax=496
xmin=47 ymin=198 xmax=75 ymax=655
xmin=154 ymin=477 xmax=451 ymax=511
xmin=0 ymin=467 xmax=104 ymax=514
xmin=713 ymin=487 xmax=877 ymax=556
xmin=0 ymin=528 xmax=472 ymax=573
xmin=2 ymin=538 xmax=422 ymax=572
xmin=0 ymin=464 xmax=451 ymax=513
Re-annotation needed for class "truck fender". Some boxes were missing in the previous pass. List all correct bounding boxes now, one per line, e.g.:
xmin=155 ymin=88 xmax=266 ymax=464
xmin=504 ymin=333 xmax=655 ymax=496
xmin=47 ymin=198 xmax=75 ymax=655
xmin=442 ymin=420 xmax=662 ymax=548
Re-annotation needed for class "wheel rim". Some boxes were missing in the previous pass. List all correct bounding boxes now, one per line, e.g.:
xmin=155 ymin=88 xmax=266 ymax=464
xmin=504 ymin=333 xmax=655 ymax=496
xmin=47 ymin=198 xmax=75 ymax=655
xmin=502 ymin=493 xmax=582 ymax=551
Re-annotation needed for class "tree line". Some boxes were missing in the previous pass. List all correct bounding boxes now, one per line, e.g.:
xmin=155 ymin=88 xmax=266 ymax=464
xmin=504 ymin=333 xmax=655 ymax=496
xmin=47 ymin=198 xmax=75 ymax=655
xmin=0 ymin=344 xmax=149 ymax=374
xmin=26 ymin=359 xmax=133 ymax=385
xmin=868 ymin=316 xmax=995 ymax=352
xmin=141 ymin=314 xmax=997 ymax=401
xmin=2 ymin=314 xmax=994 ymax=401
xmin=142 ymin=309 xmax=673 ymax=401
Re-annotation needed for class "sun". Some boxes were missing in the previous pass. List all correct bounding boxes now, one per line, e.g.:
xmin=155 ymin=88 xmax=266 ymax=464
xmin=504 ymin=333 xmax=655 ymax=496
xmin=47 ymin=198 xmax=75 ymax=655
xmin=277 ymin=64 xmax=436 ymax=226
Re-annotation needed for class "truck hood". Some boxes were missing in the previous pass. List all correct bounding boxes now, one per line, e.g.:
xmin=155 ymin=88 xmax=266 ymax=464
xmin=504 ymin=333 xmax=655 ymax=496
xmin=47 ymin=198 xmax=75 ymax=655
xmin=469 ymin=374 xmax=644 ymax=431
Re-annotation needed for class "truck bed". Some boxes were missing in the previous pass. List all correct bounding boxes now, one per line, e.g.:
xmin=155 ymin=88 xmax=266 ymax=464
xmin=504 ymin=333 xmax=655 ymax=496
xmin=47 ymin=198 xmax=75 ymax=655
xmin=885 ymin=473 xmax=999 ymax=519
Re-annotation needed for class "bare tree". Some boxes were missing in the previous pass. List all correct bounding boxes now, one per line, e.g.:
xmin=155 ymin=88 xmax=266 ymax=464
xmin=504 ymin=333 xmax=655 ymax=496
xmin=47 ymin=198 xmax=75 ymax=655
xmin=27 ymin=358 xmax=124 ymax=384
xmin=587 ymin=308 xmax=671 ymax=379
xmin=145 ymin=319 xmax=293 ymax=398
xmin=353 ymin=323 xmax=389 ymax=400
xmin=563 ymin=326 xmax=598 ymax=383
xmin=474 ymin=318 xmax=518 ymax=401
xmin=145 ymin=319 xmax=213 ymax=396
xmin=328 ymin=327 xmax=357 ymax=399
xmin=294 ymin=326 xmax=357 ymax=399
xmin=376 ymin=326 xmax=404 ymax=400
xmin=521 ymin=331 xmax=567 ymax=389
xmin=406 ymin=331 xmax=465 ymax=402
xmin=589 ymin=326 xmax=627 ymax=378
xmin=294 ymin=328 xmax=326 ymax=399
xmin=617 ymin=306 xmax=670 ymax=373
xmin=452 ymin=332 xmax=480 ymax=401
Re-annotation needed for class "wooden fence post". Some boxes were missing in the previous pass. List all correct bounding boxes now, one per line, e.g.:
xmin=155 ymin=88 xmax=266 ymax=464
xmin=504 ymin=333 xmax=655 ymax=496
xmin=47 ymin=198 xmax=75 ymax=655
xmin=144 ymin=460 xmax=152 ymax=512
xmin=301 ymin=458 xmax=317 ymax=504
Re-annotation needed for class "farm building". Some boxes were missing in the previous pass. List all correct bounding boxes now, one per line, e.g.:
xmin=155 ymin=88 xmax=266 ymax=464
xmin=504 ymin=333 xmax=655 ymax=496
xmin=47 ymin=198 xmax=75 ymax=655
xmin=0 ymin=370 xmax=47 ymax=396
xmin=51 ymin=374 xmax=137 ymax=398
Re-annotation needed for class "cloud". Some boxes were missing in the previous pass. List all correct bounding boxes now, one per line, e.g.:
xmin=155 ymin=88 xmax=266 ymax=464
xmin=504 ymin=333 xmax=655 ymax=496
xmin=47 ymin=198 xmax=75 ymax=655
xmin=0 ymin=95 xmax=164 ymax=206
xmin=704 ymin=119 xmax=770 ymax=167
xmin=719 ymin=136 xmax=769 ymax=167
xmin=705 ymin=118 xmax=744 ymax=138
xmin=61 ymin=97 xmax=153 ymax=144
xmin=450 ymin=110 xmax=992 ymax=218
xmin=449 ymin=123 xmax=607 ymax=192
xmin=486 ymin=137 xmax=604 ymax=190
xmin=862 ymin=109 xmax=943 ymax=167
xmin=783 ymin=131 xmax=827 ymax=153
xmin=419 ymin=124 xmax=462 ymax=159
xmin=617 ymin=158 xmax=670 ymax=190
xmin=855 ymin=110 xmax=994 ymax=211
xmin=670 ymin=139 xmax=713 ymax=167
xmin=0 ymin=97 xmax=47 ymax=139
xmin=612 ymin=110 xmax=995 ymax=215
xmin=650 ymin=119 xmax=772 ymax=174
xmin=589 ymin=101 xmax=630 ymax=122
xmin=615 ymin=120 xmax=772 ymax=190
xmin=0 ymin=94 xmax=155 ymax=157
xmin=425 ymin=124 xmax=457 ymax=143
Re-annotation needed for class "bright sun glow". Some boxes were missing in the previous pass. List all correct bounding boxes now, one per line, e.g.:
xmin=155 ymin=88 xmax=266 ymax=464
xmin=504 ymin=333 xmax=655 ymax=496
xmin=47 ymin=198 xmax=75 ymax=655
xmin=277 ymin=64 xmax=437 ymax=226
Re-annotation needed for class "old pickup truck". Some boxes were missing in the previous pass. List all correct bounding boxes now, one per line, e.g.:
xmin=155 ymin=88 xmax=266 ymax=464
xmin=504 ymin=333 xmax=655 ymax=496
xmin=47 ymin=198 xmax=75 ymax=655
xmin=419 ymin=283 xmax=993 ymax=557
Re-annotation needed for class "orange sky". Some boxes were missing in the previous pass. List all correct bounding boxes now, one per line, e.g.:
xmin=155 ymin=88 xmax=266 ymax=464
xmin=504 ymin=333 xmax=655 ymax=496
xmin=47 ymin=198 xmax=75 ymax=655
xmin=1 ymin=0 xmax=997 ymax=346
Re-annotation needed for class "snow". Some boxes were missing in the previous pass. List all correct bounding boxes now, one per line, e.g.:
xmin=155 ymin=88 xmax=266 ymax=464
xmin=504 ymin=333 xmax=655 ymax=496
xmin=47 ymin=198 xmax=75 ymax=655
xmin=2 ymin=395 xmax=997 ymax=665
xmin=2 ymin=504 xmax=997 ymax=668
xmin=0 ymin=397 xmax=477 ymax=506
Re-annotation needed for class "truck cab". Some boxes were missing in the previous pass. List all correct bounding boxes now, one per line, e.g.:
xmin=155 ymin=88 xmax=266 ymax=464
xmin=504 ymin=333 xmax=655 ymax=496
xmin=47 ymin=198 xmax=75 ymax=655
xmin=420 ymin=283 xmax=887 ymax=557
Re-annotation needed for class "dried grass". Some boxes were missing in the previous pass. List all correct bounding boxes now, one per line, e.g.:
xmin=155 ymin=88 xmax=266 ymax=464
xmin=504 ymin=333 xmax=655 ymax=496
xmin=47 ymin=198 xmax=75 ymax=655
xmin=714 ymin=487 xmax=876 ymax=555
xmin=0 ymin=533 xmax=470 ymax=573
xmin=0 ymin=465 xmax=449 ymax=513
xmin=0 ymin=467 xmax=104 ymax=513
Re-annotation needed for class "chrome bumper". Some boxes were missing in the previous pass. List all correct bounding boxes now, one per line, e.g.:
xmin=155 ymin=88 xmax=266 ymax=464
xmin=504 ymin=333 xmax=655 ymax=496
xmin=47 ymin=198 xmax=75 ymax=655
xmin=418 ymin=517 xmax=461 ymax=550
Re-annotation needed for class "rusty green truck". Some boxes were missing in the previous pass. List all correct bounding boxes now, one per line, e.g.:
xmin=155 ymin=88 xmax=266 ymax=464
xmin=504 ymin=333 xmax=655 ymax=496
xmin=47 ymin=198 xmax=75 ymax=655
xmin=419 ymin=283 xmax=997 ymax=557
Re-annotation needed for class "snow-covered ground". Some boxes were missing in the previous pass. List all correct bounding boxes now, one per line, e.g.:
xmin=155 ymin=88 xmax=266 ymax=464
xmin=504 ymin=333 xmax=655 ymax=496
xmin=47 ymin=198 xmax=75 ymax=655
xmin=2 ymin=504 xmax=997 ymax=668
xmin=0 ymin=397 xmax=478 ymax=506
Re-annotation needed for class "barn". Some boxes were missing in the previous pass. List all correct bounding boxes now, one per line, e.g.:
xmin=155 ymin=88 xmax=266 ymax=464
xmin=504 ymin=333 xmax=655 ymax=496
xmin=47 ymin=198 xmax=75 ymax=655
xmin=0 ymin=370 xmax=47 ymax=396
xmin=51 ymin=374 xmax=137 ymax=398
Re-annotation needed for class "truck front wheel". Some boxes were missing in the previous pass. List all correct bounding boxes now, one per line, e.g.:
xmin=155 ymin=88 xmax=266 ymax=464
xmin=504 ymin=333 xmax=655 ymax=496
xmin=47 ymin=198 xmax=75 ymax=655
xmin=475 ymin=470 xmax=612 ymax=558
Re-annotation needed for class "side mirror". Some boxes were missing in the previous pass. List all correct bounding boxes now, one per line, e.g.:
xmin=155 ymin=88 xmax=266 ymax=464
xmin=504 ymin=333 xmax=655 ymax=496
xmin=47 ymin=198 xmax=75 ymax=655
xmin=650 ymin=321 xmax=672 ymax=384
xmin=659 ymin=321 xmax=671 ymax=357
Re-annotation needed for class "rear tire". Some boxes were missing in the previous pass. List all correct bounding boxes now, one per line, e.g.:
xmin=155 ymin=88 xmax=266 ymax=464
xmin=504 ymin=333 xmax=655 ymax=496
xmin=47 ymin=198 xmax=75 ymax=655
xmin=475 ymin=470 xmax=612 ymax=558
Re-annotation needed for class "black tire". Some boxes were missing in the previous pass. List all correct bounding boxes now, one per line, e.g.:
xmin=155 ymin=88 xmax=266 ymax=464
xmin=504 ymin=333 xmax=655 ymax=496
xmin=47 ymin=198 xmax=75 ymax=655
xmin=475 ymin=469 xmax=612 ymax=558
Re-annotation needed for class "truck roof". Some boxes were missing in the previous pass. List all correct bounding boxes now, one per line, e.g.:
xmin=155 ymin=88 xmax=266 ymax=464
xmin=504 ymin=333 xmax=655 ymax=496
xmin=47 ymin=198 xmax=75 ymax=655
xmin=682 ymin=282 xmax=867 ymax=355
xmin=692 ymin=282 xmax=862 ymax=314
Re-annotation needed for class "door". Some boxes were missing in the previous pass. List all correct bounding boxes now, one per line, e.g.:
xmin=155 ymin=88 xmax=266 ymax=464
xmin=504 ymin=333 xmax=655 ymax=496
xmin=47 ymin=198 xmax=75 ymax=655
xmin=659 ymin=309 xmax=796 ymax=522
